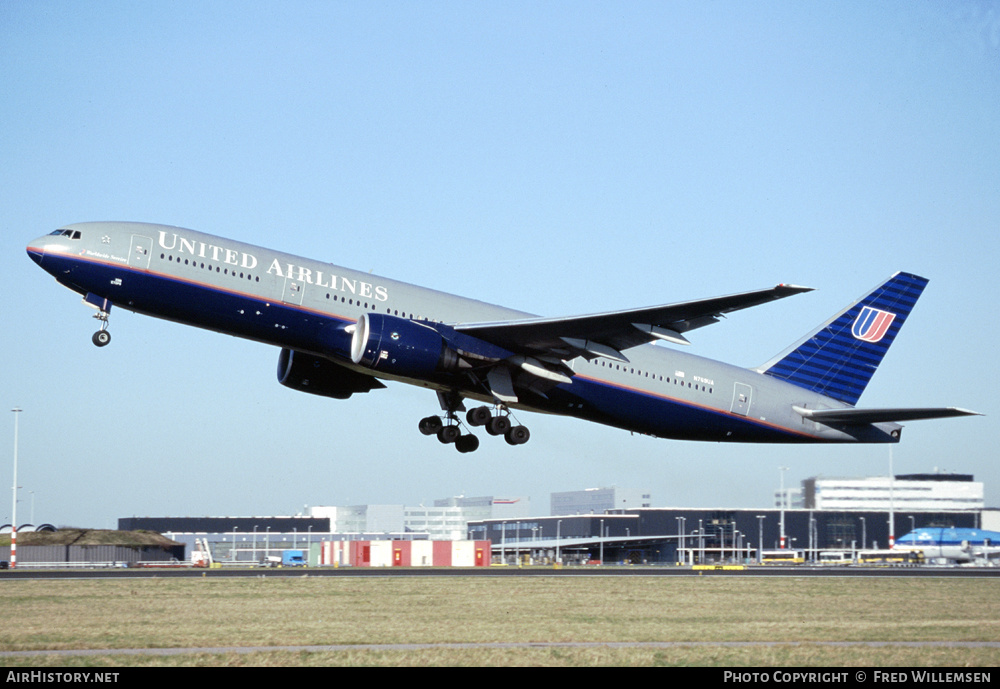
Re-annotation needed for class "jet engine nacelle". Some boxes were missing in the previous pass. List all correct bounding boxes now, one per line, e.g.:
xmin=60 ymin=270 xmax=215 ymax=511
xmin=350 ymin=313 xmax=460 ymax=377
xmin=277 ymin=348 xmax=385 ymax=399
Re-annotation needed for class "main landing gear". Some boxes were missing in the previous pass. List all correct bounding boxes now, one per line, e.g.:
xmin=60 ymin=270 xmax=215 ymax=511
xmin=419 ymin=415 xmax=480 ymax=453
xmin=418 ymin=403 xmax=530 ymax=453
xmin=467 ymin=406 xmax=531 ymax=446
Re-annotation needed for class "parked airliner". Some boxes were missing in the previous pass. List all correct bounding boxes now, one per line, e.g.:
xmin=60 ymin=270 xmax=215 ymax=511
xmin=27 ymin=222 xmax=978 ymax=452
xmin=894 ymin=528 xmax=1000 ymax=564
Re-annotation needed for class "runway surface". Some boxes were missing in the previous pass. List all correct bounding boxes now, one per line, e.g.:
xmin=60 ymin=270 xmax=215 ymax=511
xmin=3 ymin=564 xmax=999 ymax=579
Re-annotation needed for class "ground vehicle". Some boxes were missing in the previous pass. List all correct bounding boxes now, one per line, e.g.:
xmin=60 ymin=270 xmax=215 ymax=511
xmin=281 ymin=550 xmax=306 ymax=567
xmin=858 ymin=549 xmax=923 ymax=565
xmin=760 ymin=549 xmax=805 ymax=564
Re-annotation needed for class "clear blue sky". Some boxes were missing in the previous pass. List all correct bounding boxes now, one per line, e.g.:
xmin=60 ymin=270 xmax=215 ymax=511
xmin=2 ymin=2 xmax=997 ymax=528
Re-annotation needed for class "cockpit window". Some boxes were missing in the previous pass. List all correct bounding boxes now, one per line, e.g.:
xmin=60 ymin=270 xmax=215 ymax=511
xmin=48 ymin=229 xmax=82 ymax=239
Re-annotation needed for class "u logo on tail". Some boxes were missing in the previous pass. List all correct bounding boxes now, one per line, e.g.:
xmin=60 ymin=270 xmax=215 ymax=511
xmin=852 ymin=306 xmax=896 ymax=343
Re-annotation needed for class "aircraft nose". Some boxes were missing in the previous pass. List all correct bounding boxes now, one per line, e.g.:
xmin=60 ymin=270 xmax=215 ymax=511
xmin=26 ymin=237 xmax=46 ymax=266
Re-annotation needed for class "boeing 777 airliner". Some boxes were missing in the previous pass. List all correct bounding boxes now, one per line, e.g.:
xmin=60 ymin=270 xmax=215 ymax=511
xmin=27 ymin=222 xmax=978 ymax=452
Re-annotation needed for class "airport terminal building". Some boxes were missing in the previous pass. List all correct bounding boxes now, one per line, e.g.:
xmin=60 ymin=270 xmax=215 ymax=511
xmin=469 ymin=478 xmax=990 ymax=564
xmin=115 ymin=475 xmax=991 ymax=565
xmin=467 ymin=506 xmax=984 ymax=565
xmin=803 ymin=474 xmax=984 ymax=511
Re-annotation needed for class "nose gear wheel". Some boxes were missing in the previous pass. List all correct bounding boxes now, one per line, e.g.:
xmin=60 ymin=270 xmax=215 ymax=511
xmin=84 ymin=294 xmax=113 ymax=347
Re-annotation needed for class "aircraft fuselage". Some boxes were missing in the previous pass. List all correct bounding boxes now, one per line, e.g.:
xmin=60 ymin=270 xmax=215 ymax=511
xmin=27 ymin=222 xmax=911 ymax=445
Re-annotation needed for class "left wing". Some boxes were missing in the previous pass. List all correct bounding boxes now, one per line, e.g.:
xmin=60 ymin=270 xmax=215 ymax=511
xmin=454 ymin=283 xmax=812 ymax=364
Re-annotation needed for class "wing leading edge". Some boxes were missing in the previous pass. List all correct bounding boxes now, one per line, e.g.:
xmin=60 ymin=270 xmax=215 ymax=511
xmin=454 ymin=283 xmax=813 ymax=363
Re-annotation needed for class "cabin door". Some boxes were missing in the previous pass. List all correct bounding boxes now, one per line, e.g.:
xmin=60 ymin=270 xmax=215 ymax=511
xmin=128 ymin=235 xmax=153 ymax=271
xmin=282 ymin=277 xmax=306 ymax=305
xmin=731 ymin=382 xmax=753 ymax=416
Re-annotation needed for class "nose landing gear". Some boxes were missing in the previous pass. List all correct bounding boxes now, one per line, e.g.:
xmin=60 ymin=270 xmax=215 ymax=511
xmin=84 ymin=293 xmax=113 ymax=347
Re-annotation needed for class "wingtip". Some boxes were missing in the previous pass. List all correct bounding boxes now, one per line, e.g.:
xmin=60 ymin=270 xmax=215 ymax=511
xmin=776 ymin=283 xmax=814 ymax=294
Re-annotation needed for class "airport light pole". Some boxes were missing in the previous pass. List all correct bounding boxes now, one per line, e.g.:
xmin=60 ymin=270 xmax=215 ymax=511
xmin=809 ymin=510 xmax=819 ymax=562
xmin=888 ymin=446 xmax=895 ymax=547
xmin=599 ymin=519 xmax=604 ymax=566
xmin=756 ymin=515 xmax=765 ymax=564
xmin=556 ymin=520 xmax=562 ymax=565
xmin=500 ymin=521 xmax=506 ymax=565
xmin=11 ymin=408 xmax=21 ymax=569
xmin=515 ymin=521 xmax=520 ymax=565
xmin=702 ymin=525 xmax=707 ymax=563
xmin=779 ymin=466 xmax=788 ymax=548
xmin=676 ymin=516 xmax=685 ymax=564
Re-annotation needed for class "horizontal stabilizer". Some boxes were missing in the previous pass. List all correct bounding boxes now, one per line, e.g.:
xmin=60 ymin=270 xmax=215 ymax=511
xmin=793 ymin=405 xmax=981 ymax=426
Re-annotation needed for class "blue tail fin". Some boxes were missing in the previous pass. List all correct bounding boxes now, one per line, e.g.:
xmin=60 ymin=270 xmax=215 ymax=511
xmin=758 ymin=272 xmax=928 ymax=406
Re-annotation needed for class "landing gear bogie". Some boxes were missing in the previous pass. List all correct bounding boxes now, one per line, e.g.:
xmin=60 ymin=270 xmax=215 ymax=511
xmin=419 ymin=399 xmax=530 ymax=451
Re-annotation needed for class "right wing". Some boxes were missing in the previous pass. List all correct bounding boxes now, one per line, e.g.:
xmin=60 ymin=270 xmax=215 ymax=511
xmin=455 ymin=283 xmax=813 ymax=364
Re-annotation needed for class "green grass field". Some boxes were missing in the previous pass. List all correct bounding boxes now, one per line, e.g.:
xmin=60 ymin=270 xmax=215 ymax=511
xmin=1 ymin=575 xmax=997 ymax=666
